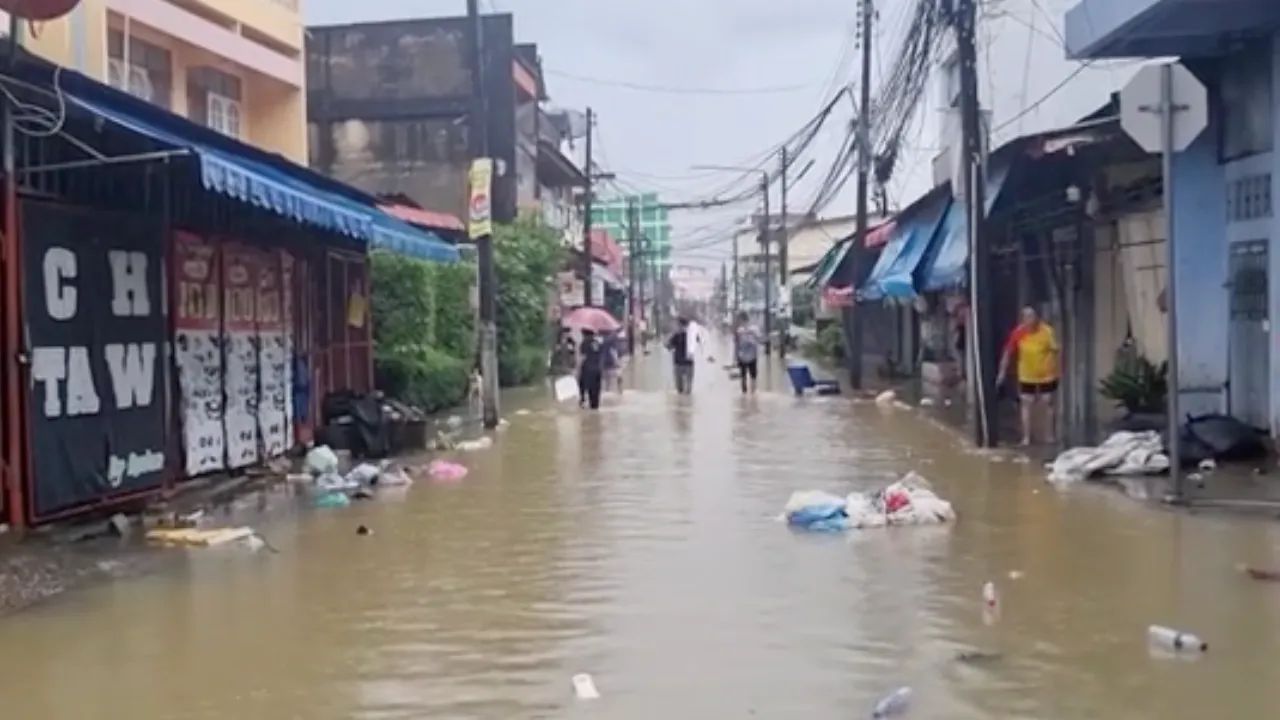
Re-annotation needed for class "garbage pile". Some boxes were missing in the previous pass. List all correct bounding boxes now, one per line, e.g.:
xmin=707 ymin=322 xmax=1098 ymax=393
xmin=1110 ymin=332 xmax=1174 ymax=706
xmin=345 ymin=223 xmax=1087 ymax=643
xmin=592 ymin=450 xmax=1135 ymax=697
xmin=1046 ymin=431 xmax=1169 ymax=484
xmin=1048 ymin=413 xmax=1268 ymax=484
xmin=303 ymin=445 xmax=416 ymax=507
xmin=783 ymin=472 xmax=955 ymax=531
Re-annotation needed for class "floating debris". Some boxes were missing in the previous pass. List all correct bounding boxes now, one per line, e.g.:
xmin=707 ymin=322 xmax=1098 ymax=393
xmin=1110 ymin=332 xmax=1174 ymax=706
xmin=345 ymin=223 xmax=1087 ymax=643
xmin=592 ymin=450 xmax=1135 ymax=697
xmin=571 ymin=673 xmax=599 ymax=699
xmin=146 ymin=527 xmax=257 ymax=548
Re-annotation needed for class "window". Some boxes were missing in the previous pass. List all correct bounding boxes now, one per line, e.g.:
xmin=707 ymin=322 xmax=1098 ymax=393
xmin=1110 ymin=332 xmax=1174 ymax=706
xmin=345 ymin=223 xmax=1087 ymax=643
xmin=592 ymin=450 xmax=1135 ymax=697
xmin=1219 ymin=43 xmax=1273 ymax=161
xmin=187 ymin=67 xmax=243 ymax=138
xmin=107 ymin=28 xmax=172 ymax=108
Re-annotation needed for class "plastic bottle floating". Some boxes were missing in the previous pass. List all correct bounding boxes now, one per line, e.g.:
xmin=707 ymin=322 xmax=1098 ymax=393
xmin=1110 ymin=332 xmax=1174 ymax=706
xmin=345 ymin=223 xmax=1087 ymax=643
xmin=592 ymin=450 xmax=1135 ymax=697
xmin=871 ymin=686 xmax=912 ymax=717
xmin=571 ymin=673 xmax=599 ymax=700
xmin=982 ymin=581 xmax=998 ymax=607
xmin=1148 ymin=625 xmax=1207 ymax=652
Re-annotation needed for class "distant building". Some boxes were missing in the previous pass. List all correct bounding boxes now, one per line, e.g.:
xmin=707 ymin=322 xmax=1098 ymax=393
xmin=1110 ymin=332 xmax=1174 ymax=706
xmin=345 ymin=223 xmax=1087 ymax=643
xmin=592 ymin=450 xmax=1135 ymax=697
xmin=7 ymin=0 xmax=306 ymax=160
xmin=592 ymin=193 xmax=672 ymax=271
xmin=306 ymin=13 xmax=538 ymax=225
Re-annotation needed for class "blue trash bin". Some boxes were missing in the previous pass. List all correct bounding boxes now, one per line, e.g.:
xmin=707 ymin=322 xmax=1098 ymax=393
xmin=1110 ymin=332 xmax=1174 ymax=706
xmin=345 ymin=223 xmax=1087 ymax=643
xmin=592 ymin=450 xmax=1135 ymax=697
xmin=786 ymin=363 xmax=815 ymax=396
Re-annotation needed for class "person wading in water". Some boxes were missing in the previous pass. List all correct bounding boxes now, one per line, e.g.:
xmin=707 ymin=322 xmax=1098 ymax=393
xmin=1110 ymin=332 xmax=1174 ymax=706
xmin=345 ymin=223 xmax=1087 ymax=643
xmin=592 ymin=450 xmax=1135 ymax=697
xmin=577 ymin=329 xmax=606 ymax=410
xmin=666 ymin=317 xmax=696 ymax=394
xmin=733 ymin=312 xmax=760 ymax=394
xmin=996 ymin=305 xmax=1060 ymax=445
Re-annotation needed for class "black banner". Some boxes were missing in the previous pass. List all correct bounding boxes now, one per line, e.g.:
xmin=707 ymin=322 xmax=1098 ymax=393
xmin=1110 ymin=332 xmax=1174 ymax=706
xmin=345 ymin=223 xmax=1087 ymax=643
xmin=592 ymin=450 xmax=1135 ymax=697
xmin=22 ymin=201 xmax=167 ymax=518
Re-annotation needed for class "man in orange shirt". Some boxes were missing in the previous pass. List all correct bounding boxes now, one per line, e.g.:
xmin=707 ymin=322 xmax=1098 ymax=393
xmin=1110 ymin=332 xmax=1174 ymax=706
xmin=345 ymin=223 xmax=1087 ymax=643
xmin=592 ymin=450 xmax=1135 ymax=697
xmin=996 ymin=306 xmax=1059 ymax=446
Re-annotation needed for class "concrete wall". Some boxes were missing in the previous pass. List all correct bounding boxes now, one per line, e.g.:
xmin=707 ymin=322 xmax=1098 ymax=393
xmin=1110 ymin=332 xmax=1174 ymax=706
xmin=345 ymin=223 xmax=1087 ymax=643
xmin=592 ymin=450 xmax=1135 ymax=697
xmin=1168 ymin=41 xmax=1280 ymax=430
xmin=307 ymin=15 xmax=519 ymax=223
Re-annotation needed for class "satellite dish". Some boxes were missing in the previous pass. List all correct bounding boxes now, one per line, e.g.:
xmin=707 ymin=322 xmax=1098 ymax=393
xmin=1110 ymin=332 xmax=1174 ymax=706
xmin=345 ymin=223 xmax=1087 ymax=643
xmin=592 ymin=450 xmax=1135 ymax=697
xmin=0 ymin=0 xmax=81 ymax=21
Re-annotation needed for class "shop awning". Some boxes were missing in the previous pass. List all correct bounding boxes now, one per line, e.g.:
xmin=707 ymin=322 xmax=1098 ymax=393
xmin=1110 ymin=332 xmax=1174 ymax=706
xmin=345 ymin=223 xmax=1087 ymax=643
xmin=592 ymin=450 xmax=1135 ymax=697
xmin=63 ymin=87 xmax=458 ymax=263
xmin=805 ymin=239 xmax=851 ymax=289
xmin=919 ymin=162 xmax=1012 ymax=292
xmin=859 ymin=187 xmax=950 ymax=301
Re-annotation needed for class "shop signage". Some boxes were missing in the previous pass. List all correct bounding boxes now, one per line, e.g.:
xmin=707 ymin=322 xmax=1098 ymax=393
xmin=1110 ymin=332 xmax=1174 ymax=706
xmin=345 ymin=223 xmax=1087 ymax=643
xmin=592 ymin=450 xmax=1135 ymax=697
xmin=22 ymin=202 xmax=166 ymax=517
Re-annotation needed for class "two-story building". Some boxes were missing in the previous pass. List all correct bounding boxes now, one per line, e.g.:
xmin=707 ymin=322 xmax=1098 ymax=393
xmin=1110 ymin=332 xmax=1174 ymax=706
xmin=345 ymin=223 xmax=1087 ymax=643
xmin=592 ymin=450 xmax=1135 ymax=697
xmin=1063 ymin=0 xmax=1280 ymax=434
xmin=9 ymin=0 xmax=306 ymax=161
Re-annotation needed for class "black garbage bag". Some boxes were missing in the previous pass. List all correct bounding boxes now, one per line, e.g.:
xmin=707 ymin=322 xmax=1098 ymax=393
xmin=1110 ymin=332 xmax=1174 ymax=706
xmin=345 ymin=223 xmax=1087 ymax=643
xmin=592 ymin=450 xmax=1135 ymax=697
xmin=1186 ymin=413 xmax=1268 ymax=461
xmin=1164 ymin=425 xmax=1214 ymax=468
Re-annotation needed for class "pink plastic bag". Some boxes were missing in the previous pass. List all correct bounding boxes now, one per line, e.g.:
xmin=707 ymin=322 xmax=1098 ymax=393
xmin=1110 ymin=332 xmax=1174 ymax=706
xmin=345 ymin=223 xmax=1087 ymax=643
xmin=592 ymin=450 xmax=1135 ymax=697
xmin=426 ymin=459 xmax=469 ymax=482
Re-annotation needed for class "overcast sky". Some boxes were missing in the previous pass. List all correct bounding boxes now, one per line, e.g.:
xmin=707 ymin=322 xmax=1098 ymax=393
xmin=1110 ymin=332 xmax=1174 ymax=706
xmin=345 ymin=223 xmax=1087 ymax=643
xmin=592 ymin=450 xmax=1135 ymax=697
xmin=308 ymin=0 xmax=1130 ymax=272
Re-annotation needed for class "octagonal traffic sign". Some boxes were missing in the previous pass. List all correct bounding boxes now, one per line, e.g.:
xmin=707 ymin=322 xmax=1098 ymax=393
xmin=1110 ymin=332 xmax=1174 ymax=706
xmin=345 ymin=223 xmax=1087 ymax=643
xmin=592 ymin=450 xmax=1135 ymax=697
xmin=1119 ymin=62 xmax=1208 ymax=154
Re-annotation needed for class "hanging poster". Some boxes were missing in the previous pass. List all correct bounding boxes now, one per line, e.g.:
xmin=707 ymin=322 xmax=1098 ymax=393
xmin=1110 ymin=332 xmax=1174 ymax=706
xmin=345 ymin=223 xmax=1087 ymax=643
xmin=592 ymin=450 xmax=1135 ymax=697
xmin=256 ymin=253 xmax=289 ymax=458
xmin=22 ymin=202 xmax=167 ymax=517
xmin=222 ymin=243 xmax=261 ymax=468
xmin=280 ymin=251 xmax=295 ymax=447
xmin=173 ymin=231 xmax=225 ymax=476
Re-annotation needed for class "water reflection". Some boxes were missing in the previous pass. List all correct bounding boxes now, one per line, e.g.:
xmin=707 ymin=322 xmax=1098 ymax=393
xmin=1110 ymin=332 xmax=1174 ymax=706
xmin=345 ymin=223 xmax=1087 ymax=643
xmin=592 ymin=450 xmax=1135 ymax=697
xmin=0 ymin=352 xmax=1278 ymax=718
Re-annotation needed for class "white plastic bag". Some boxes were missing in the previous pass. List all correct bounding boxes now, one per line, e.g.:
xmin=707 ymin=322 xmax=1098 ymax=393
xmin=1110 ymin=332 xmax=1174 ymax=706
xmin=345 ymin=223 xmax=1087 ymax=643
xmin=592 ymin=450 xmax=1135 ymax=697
xmin=305 ymin=445 xmax=339 ymax=476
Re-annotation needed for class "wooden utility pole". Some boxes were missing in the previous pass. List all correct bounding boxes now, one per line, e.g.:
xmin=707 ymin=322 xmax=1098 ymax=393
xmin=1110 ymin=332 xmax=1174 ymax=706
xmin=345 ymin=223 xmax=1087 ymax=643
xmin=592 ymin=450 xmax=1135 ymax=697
xmin=581 ymin=108 xmax=596 ymax=306
xmin=466 ymin=0 xmax=499 ymax=428
xmin=845 ymin=0 xmax=874 ymax=390
xmin=955 ymin=0 xmax=996 ymax=446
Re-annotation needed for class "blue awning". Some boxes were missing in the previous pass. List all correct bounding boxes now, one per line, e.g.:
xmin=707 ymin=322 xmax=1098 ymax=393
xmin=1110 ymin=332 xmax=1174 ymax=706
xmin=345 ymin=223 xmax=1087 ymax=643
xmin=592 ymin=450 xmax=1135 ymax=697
xmin=919 ymin=161 xmax=1012 ymax=292
xmin=64 ymin=87 xmax=458 ymax=263
xmin=859 ymin=189 xmax=949 ymax=301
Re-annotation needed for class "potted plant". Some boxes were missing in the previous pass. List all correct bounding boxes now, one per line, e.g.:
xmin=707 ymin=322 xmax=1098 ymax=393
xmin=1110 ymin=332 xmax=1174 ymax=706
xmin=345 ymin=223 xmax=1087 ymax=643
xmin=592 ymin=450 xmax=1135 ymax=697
xmin=1099 ymin=355 xmax=1168 ymax=414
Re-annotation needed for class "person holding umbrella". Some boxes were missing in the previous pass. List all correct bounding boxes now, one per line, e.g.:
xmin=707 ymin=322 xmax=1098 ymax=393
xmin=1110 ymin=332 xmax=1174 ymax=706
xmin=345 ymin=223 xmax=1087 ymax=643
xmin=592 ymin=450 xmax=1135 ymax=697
xmin=577 ymin=329 xmax=606 ymax=410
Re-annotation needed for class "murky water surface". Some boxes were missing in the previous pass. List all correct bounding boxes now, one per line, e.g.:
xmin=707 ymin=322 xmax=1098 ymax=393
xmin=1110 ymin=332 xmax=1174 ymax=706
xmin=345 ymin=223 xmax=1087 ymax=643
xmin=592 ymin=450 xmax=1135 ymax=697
xmin=3 ymin=343 xmax=1280 ymax=718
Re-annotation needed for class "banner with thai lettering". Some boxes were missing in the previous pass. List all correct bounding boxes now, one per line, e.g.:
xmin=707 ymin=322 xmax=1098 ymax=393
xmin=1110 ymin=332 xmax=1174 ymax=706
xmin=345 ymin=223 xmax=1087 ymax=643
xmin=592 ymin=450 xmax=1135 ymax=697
xmin=173 ymin=231 xmax=225 ymax=475
xmin=222 ymin=243 xmax=261 ymax=468
xmin=22 ymin=201 xmax=167 ymax=517
xmin=256 ymin=252 xmax=290 ymax=457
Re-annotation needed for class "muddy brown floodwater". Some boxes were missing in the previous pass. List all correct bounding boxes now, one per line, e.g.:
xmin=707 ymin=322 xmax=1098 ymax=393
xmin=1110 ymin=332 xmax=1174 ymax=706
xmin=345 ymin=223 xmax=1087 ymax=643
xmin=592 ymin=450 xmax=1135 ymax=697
xmin=2 ymin=341 xmax=1280 ymax=718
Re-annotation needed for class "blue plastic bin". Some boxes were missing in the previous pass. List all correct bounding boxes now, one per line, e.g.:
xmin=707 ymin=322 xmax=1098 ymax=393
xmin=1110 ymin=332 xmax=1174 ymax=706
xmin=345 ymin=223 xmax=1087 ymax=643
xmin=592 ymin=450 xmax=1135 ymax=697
xmin=787 ymin=362 xmax=841 ymax=397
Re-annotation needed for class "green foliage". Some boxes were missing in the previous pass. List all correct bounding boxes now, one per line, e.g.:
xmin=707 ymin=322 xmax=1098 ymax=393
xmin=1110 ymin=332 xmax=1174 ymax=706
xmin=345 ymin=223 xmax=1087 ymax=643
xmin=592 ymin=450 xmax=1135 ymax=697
xmin=493 ymin=215 xmax=564 ymax=386
xmin=499 ymin=345 xmax=550 ymax=388
xmin=370 ymin=252 xmax=475 ymax=411
xmin=1099 ymin=355 xmax=1168 ymax=414
xmin=374 ymin=347 xmax=470 ymax=414
xmin=431 ymin=262 xmax=476 ymax=358
xmin=804 ymin=322 xmax=846 ymax=360
xmin=370 ymin=253 xmax=436 ymax=352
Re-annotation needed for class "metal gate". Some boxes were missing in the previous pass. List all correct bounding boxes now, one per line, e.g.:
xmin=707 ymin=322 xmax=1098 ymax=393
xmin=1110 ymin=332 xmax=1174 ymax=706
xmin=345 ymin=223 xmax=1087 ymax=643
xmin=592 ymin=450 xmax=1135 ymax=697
xmin=1227 ymin=240 xmax=1269 ymax=429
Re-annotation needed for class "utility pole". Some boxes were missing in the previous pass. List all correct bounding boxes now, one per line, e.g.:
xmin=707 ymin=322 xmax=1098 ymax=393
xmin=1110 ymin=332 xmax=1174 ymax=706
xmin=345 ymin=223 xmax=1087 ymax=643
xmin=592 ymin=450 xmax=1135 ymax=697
xmin=760 ymin=171 xmax=772 ymax=354
xmin=778 ymin=147 xmax=789 ymax=357
xmin=955 ymin=0 xmax=995 ymax=446
xmin=845 ymin=0 xmax=875 ymax=390
xmin=466 ymin=0 xmax=499 ymax=429
xmin=732 ymin=233 xmax=741 ymax=320
xmin=581 ymin=107 xmax=596 ymax=307
xmin=626 ymin=198 xmax=638 ymax=354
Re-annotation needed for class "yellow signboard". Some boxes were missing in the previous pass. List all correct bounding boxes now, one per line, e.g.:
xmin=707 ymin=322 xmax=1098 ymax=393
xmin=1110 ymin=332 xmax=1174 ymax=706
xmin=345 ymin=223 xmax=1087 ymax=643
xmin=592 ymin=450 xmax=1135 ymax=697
xmin=468 ymin=158 xmax=493 ymax=239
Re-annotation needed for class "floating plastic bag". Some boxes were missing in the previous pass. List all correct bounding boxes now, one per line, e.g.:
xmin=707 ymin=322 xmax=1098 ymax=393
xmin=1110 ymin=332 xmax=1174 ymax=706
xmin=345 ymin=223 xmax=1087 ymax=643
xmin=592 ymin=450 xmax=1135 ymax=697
xmin=314 ymin=471 xmax=359 ymax=494
xmin=377 ymin=468 xmax=414 ymax=487
xmin=783 ymin=472 xmax=955 ymax=531
xmin=554 ymin=375 xmax=579 ymax=403
xmin=305 ymin=445 xmax=340 ymax=476
xmin=455 ymin=436 xmax=493 ymax=452
xmin=427 ymin=459 xmax=469 ymax=481
xmin=345 ymin=463 xmax=381 ymax=486
xmin=314 ymin=492 xmax=351 ymax=508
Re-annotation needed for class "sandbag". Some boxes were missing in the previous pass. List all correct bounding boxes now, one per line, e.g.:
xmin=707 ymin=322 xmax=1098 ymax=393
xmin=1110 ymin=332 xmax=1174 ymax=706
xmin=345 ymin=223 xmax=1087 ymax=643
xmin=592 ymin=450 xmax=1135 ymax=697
xmin=1186 ymin=413 xmax=1267 ymax=461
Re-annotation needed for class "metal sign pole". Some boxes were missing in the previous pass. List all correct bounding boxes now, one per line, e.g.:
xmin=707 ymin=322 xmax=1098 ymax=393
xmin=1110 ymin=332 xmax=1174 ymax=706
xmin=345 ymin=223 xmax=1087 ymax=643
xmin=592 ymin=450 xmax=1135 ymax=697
xmin=1160 ymin=63 xmax=1183 ymax=503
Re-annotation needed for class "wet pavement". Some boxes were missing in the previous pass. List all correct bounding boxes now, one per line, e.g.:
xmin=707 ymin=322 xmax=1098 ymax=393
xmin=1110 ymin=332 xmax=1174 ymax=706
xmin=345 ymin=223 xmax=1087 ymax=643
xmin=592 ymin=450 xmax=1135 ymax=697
xmin=3 ymin=340 xmax=1280 ymax=718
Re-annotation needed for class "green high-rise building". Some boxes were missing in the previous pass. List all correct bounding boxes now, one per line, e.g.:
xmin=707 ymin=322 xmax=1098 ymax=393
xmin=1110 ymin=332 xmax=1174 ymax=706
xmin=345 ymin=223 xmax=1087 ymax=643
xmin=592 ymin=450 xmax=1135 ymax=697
xmin=591 ymin=193 xmax=671 ymax=269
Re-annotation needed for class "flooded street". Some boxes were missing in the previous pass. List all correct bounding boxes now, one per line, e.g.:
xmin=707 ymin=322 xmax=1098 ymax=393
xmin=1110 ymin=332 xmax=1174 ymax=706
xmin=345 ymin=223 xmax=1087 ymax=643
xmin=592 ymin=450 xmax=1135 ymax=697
xmin=3 ymin=344 xmax=1280 ymax=718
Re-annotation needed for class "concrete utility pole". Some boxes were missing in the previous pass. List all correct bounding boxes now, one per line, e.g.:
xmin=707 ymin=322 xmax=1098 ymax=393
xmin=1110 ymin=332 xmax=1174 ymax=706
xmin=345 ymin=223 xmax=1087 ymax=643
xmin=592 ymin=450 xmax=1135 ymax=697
xmin=845 ymin=0 xmax=875 ymax=390
xmin=582 ymin=107 xmax=596 ymax=307
xmin=466 ymin=0 xmax=499 ymax=429
xmin=626 ymin=198 xmax=638 ymax=354
xmin=955 ymin=0 xmax=996 ymax=446
xmin=778 ymin=147 xmax=789 ymax=357
xmin=760 ymin=171 xmax=772 ymax=354
xmin=732 ymin=233 xmax=741 ymax=320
